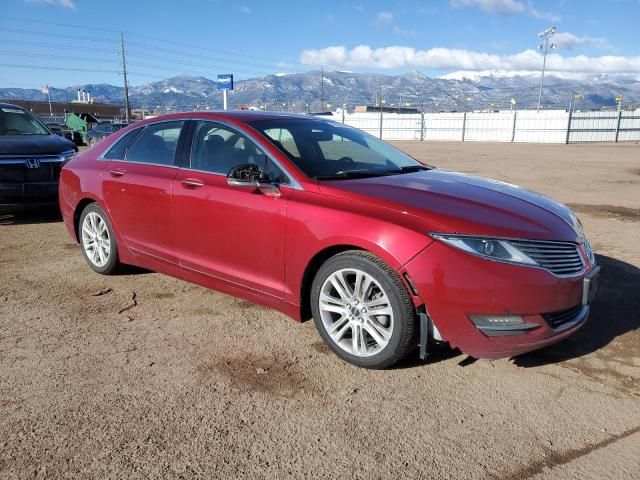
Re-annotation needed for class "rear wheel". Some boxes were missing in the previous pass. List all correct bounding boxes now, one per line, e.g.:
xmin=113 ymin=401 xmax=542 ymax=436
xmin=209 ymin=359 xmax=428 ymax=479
xmin=311 ymin=251 xmax=415 ymax=369
xmin=79 ymin=203 xmax=120 ymax=275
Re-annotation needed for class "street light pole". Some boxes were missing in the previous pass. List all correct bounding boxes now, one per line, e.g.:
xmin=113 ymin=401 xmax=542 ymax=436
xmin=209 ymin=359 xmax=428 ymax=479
xmin=536 ymin=26 xmax=557 ymax=112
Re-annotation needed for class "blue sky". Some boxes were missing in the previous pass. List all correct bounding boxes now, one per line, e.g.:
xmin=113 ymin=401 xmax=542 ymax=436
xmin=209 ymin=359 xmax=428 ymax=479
xmin=1 ymin=0 xmax=639 ymax=89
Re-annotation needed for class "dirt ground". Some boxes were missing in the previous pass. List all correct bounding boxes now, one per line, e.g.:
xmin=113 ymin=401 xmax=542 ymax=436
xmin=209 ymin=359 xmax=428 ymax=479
xmin=1 ymin=141 xmax=639 ymax=479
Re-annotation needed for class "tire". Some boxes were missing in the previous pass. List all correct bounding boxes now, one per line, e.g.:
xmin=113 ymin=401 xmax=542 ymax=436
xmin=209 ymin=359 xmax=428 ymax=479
xmin=78 ymin=203 xmax=120 ymax=275
xmin=311 ymin=250 xmax=415 ymax=369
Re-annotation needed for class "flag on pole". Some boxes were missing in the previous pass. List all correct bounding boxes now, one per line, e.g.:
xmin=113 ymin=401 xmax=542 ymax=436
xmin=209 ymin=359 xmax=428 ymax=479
xmin=41 ymin=85 xmax=49 ymax=94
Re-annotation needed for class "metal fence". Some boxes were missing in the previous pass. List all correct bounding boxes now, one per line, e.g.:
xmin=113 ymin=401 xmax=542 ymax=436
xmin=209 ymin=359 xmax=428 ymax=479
xmin=334 ymin=109 xmax=640 ymax=143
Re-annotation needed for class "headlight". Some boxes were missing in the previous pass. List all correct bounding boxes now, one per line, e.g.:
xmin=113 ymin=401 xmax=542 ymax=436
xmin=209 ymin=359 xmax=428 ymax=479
xmin=60 ymin=149 xmax=76 ymax=166
xmin=431 ymin=234 xmax=537 ymax=266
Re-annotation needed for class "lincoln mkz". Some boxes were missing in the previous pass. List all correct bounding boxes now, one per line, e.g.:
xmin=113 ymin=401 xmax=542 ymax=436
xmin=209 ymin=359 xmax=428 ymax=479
xmin=59 ymin=112 xmax=599 ymax=368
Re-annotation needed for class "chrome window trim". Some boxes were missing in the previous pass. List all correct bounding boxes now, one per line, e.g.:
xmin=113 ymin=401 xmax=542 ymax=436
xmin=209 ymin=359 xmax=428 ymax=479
xmin=429 ymin=232 xmax=588 ymax=279
xmin=97 ymin=116 xmax=303 ymax=190
xmin=187 ymin=118 xmax=302 ymax=190
xmin=107 ymin=158 xmax=180 ymax=170
xmin=98 ymin=119 xmax=185 ymax=169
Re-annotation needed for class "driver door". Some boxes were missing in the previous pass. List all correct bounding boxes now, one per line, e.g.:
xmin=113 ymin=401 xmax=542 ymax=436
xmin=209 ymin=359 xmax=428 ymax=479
xmin=172 ymin=120 xmax=292 ymax=299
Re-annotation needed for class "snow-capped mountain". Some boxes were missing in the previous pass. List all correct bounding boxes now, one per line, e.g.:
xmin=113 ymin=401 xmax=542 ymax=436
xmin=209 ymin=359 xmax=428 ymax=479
xmin=1 ymin=70 xmax=638 ymax=111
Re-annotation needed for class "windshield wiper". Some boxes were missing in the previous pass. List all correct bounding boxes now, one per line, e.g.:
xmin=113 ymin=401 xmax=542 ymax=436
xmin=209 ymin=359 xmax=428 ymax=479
xmin=315 ymin=170 xmax=384 ymax=180
xmin=383 ymin=165 xmax=430 ymax=174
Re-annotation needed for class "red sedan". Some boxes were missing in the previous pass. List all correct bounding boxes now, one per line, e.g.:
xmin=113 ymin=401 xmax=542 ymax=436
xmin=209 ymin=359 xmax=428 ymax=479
xmin=59 ymin=112 xmax=600 ymax=368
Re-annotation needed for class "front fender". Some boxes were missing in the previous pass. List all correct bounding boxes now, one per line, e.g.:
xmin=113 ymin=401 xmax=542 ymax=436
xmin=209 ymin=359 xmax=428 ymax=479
xmin=283 ymin=189 xmax=435 ymax=307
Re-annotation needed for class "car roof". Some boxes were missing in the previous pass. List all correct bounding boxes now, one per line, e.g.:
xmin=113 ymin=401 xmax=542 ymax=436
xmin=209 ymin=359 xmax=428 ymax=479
xmin=0 ymin=102 xmax=26 ymax=111
xmin=140 ymin=110 xmax=319 ymax=125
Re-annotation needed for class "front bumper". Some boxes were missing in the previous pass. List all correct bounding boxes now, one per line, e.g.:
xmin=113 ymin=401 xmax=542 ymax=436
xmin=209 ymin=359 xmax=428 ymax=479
xmin=0 ymin=182 xmax=60 ymax=212
xmin=0 ymin=156 xmax=66 ymax=208
xmin=402 ymin=241 xmax=597 ymax=359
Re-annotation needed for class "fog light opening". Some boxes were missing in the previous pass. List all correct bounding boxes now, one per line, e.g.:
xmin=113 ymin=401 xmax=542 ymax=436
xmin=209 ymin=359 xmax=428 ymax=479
xmin=469 ymin=314 xmax=539 ymax=336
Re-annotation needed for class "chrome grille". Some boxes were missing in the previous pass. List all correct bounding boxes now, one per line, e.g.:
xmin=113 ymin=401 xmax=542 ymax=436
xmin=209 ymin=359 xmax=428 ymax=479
xmin=509 ymin=239 xmax=584 ymax=276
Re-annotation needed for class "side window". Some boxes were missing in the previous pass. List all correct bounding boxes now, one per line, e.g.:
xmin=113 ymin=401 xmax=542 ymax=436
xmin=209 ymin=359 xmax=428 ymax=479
xmin=125 ymin=121 xmax=184 ymax=166
xmin=190 ymin=121 xmax=290 ymax=184
xmin=102 ymin=127 xmax=143 ymax=160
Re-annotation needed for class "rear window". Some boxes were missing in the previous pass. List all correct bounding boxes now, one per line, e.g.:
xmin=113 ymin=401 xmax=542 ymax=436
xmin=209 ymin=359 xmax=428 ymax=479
xmin=102 ymin=127 xmax=143 ymax=160
xmin=124 ymin=121 xmax=184 ymax=166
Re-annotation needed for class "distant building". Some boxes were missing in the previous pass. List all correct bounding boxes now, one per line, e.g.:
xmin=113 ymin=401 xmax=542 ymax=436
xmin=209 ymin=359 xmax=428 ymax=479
xmin=354 ymin=105 xmax=420 ymax=114
xmin=5 ymin=99 xmax=125 ymax=120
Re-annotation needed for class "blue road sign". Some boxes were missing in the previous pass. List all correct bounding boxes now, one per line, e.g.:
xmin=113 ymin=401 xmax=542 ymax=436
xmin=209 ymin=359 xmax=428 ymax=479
xmin=217 ymin=74 xmax=234 ymax=91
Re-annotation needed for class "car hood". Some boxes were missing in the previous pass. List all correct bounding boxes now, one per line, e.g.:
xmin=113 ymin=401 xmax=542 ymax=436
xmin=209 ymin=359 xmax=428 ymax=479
xmin=319 ymin=169 xmax=580 ymax=242
xmin=0 ymin=134 xmax=76 ymax=156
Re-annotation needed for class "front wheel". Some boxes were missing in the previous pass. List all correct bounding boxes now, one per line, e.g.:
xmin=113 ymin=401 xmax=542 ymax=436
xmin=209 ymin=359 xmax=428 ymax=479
xmin=311 ymin=251 xmax=415 ymax=369
xmin=79 ymin=203 xmax=120 ymax=275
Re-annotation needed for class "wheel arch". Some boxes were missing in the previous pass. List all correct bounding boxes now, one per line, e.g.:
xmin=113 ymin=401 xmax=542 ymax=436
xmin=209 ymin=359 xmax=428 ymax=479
xmin=73 ymin=198 xmax=97 ymax=242
xmin=298 ymin=239 xmax=412 ymax=321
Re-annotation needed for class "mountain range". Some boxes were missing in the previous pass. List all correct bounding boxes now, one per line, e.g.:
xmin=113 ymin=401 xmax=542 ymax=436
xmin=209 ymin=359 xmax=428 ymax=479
xmin=2 ymin=70 xmax=639 ymax=112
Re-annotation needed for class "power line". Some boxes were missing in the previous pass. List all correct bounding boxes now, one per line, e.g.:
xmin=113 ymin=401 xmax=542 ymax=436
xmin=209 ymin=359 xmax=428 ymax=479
xmin=0 ymin=63 xmax=121 ymax=74
xmin=1 ymin=27 xmax=119 ymax=43
xmin=0 ymin=15 xmax=313 ymax=68
xmin=125 ymin=42 xmax=300 ymax=73
xmin=0 ymin=38 xmax=119 ymax=54
xmin=0 ymin=50 xmax=120 ymax=64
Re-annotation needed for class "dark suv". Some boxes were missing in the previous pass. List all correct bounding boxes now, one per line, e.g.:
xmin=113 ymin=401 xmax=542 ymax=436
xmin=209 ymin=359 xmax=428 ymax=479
xmin=0 ymin=103 xmax=77 ymax=212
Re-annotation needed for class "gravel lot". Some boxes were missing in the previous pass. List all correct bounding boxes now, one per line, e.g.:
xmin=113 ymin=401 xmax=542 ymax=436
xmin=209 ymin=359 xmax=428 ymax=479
xmin=1 ymin=141 xmax=639 ymax=479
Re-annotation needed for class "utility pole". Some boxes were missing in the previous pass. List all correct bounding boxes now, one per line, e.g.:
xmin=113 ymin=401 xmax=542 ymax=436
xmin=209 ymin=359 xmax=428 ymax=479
xmin=536 ymin=26 xmax=556 ymax=112
xmin=120 ymin=32 xmax=131 ymax=123
xmin=320 ymin=66 xmax=325 ymax=112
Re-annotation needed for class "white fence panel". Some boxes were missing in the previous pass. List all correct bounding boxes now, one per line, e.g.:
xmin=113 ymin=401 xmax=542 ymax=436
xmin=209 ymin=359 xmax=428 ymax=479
xmin=342 ymin=112 xmax=380 ymax=138
xmin=512 ymin=111 xmax=569 ymax=143
xmin=379 ymin=114 xmax=422 ymax=140
xmin=329 ymin=109 xmax=640 ymax=143
xmin=464 ymin=112 xmax=514 ymax=142
xmin=568 ymin=112 xmax=618 ymax=143
xmin=423 ymin=113 xmax=465 ymax=141
xmin=618 ymin=112 xmax=640 ymax=142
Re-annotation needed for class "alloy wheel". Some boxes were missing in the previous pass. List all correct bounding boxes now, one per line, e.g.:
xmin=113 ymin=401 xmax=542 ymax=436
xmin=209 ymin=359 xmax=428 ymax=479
xmin=81 ymin=211 xmax=111 ymax=268
xmin=318 ymin=268 xmax=394 ymax=357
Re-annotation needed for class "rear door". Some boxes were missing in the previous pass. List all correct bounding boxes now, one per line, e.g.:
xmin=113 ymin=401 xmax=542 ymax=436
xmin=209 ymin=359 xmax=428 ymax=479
xmin=103 ymin=120 xmax=187 ymax=265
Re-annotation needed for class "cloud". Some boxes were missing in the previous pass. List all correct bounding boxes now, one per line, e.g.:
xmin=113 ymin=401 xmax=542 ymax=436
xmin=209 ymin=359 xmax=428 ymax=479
xmin=450 ymin=0 xmax=560 ymax=21
xmin=450 ymin=0 xmax=525 ymax=14
xmin=374 ymin=11 xmax=394 ymax=26
xmin=299 ymin=44 xmax=640 ymax=74
xmin=553 ymin=32 xmax=611 ymax=51
xmin=25 ymin=0 xmax=76 ymax=9
xmin=393 ymin=25 xmax=417 ymax=38
xmin=528 ymin=7 xmax=561 ymax=22
xmin=235 ymin=5 xmax=251 ymax=14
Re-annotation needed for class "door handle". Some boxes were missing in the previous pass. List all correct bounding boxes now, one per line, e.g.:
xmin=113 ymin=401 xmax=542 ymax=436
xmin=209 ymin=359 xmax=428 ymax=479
xmin=181 ymin=178 xmax=204 ymax=189
xmin=109 ymin=169 xmax=126 ymax=177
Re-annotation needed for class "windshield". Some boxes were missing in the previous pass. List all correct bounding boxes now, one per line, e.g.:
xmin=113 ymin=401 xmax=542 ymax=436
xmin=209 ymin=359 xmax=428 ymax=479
xmin=0 ymin=107 xmax=50 ymax=136
xmin=249 ymin=118 xmax=427 ymax=180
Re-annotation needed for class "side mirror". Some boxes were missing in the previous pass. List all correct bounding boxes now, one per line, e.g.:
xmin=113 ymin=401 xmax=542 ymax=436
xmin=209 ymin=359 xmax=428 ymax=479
xmin=226 ymin=163 xmax=280 ymax=197
xmin=226 ymin=163 xmax=262 ymax=185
